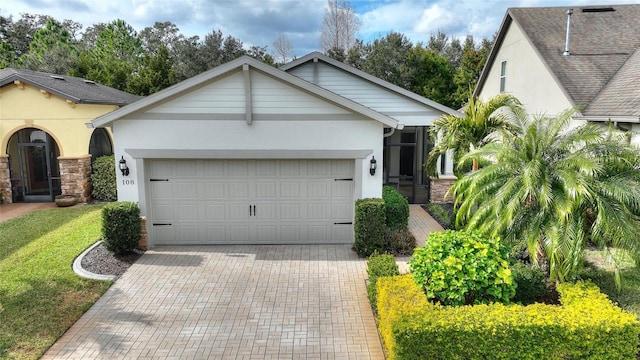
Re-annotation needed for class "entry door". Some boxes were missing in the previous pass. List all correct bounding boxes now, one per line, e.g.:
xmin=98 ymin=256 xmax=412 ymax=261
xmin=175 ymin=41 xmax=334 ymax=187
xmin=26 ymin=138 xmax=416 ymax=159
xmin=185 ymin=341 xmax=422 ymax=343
xmin=18 ymin=143 xmax=54 ymax=202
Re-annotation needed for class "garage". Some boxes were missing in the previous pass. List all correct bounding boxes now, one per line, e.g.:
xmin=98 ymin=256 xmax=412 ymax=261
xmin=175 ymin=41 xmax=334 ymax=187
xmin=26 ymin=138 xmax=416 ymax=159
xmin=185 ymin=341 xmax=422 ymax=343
xmin=148 ymin=159 xmax=354 ymax=244
xmin=91 ymin=55 xmax=404 ymax=247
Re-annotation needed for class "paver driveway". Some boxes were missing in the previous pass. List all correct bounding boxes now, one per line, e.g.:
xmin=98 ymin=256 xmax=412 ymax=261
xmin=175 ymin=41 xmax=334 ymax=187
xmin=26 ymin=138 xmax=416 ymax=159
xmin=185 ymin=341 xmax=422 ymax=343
xmin=43 ymin=245 xmax=383 ymax=359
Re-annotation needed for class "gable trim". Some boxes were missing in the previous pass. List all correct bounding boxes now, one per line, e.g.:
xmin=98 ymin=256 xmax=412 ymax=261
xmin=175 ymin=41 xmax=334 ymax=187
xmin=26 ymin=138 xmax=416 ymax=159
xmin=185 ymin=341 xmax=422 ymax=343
xmin=91 ymin=56 xmax=401 ymax=129
xmin=281 ymin=52 xmax=462 ymax=117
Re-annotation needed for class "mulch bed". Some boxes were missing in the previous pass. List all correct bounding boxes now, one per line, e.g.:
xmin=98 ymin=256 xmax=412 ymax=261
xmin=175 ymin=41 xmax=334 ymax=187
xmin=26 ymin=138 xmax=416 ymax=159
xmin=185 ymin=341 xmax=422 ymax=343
xmin=81 ymin=242 xmax=144 ymax=277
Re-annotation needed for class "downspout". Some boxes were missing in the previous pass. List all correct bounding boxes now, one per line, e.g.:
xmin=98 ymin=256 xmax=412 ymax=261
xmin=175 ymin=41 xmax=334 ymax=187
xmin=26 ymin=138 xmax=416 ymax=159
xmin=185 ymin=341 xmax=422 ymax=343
xmin=383 ymin=128 xmax=395 ymax=138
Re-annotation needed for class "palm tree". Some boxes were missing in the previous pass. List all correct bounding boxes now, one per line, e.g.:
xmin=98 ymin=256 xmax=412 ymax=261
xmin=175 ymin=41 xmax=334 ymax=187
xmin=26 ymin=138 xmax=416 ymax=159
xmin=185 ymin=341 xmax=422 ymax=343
xmin=426 ymin=93 xmax=522 ymax=175
xmin=450 ymin=108 xmax=640 ymax=285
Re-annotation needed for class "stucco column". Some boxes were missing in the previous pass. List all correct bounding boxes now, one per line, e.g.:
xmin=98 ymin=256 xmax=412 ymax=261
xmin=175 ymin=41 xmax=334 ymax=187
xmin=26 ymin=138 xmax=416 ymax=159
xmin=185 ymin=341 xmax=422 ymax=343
xmin=58 ymin=155 xmax=92 ymax=203
xmin=444 ymin=150 xmax=455 ymax=176
xmin=0 ymin=155 xmax=11 ymax=204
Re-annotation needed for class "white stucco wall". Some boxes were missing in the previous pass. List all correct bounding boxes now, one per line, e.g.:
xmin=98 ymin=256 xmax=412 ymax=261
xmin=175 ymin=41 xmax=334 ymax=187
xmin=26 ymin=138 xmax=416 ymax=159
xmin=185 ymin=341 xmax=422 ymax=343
xmin=478 ymin=21 xmax=573 ymax=117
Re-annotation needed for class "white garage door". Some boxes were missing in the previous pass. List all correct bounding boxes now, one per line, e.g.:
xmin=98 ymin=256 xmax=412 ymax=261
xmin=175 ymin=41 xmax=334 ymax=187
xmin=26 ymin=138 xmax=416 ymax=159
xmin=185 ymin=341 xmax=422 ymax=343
xmin=148 ymin=159 xmax=355 ymax=245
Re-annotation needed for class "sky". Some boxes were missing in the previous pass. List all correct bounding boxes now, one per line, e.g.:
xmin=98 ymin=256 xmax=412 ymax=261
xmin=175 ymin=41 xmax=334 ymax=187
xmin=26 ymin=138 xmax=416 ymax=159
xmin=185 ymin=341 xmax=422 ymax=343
xmin=1 ymin=0 xmax=637 ymax=56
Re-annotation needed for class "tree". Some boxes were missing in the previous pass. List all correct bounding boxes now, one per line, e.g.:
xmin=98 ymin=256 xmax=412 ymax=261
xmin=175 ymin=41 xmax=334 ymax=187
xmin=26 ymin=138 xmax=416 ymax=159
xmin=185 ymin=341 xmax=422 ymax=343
xmin=272 ymin=33 xmax=292 ymax=64
xmin=71 ymin=19 xmax=144 ymax=91
xmin=426 ymin=93 xmax=522 ymax=176
xmin=19 ymin=18 xmax=79 ymax=74
xmin=451 ymin=109 xmax=640 ymax=285
xmin=320 ymin=0 xmax=361 ymax=56
xmin=0 ymin=13 xmax=51 ymax=58
xmin=127 ymin=45 xmax=176 ymax=95
xmin=361 ymin=32 xmax=413 ymax=89
xmin=453 ymin=36 xmax=493 ymax=107
xmin=407 ymin=45 xmax=456 ymax=108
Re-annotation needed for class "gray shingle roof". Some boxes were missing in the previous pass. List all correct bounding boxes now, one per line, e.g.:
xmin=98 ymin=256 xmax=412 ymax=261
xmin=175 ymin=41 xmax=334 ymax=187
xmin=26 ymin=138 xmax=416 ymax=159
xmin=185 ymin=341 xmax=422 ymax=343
xmin=0 ymin=68 xmax=141 ymax=106
xmin=477 ymin=4 xmax=640 ymax=118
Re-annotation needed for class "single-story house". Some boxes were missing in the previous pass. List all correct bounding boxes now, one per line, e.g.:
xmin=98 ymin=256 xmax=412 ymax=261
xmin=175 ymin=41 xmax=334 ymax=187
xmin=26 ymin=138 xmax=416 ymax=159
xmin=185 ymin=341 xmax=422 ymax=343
xmin=0 ymin=68 xmax=140 ymax=203
xmin=475 ymin=4 xmax=640 ymax=145
xmin=90 ymin=53 xmax=460 ymax=247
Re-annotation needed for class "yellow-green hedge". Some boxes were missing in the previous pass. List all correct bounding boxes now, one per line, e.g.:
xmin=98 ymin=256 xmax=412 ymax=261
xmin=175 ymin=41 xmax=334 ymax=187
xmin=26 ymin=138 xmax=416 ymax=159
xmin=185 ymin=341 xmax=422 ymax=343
xmin=376 ymin=276 xmax=640 ymax=360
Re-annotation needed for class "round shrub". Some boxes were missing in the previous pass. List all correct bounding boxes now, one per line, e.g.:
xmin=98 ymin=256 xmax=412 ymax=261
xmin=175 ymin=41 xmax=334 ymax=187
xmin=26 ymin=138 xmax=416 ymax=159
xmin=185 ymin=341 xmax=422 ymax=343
xmin=91 ymin=155 xmax=117 ymax=201
xmin=409 ymin=230 xmax=516 ymax=306
xmin=382 ymin=186 xmax=409 ymax=230
xmin=511 ymin=261 xmax=548 ymax=304
xmin=101 ymin=201 xmax=141 ymax=254
xmin=384 ymin=228 xmax=416 ymax=256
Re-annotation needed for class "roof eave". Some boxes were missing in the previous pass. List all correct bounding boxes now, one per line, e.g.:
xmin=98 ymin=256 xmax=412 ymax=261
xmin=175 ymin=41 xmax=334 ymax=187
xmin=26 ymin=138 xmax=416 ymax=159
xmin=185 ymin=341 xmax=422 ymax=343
xmin=574 ymin=115 xmax=640 ymax=123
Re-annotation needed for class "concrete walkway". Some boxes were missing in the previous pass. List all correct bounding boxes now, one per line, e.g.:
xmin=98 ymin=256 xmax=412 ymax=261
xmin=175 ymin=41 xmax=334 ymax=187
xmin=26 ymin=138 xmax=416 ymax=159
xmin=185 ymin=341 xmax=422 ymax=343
xmin=0 ymin=202 xmax=56 ymax=222
xmin=42 ymin=245 xmax=383 ymax=360
xmin=396 ymin=205 xmax=445 ymax=273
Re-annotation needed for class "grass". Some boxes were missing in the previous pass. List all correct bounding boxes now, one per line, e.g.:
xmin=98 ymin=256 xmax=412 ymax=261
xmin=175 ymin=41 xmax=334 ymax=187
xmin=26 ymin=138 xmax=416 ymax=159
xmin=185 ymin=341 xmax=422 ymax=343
xmin=581 ymin=248 xmax=640 ymax=319
xmin=0 ymin=204 xmax=111 ymax=360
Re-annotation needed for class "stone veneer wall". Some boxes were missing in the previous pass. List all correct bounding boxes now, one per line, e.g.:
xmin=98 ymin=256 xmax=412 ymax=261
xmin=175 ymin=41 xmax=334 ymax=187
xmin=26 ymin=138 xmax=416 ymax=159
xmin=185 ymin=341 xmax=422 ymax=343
xmin=0 ymin=155 xmax=11 ymax=204
xmin=58 ymin=155 xmax=92 ymax=203
xmin=139 ymin=217 xmax=148 ymax=250
xmin=430 ymin=177 xmax=457 ymax=203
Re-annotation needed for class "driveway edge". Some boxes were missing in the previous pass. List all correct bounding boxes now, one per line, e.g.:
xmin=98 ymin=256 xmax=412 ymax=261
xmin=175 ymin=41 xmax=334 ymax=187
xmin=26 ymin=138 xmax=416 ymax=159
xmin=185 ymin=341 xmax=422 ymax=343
xmin=72 ymin=241 xmax=118 ymax=281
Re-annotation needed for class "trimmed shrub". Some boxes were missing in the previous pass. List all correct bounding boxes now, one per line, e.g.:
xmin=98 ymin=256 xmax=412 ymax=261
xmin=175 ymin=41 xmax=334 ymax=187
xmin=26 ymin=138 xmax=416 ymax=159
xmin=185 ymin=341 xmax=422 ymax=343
xmin=91 ymin=155 xmax=117 ymax=201
xmin=376 ymin=276 xmax=640 ymax=360
xmin=511 ymin=261 xmax=548 ymax=304
xmin=382 ymin=186 xmax=409 ymax=230
xmin=409 ymin=230 xmax=516 ymax=306
xmin=384 ymin=228 xmax=416 ymax=256
xmin=353 ymin=198 xmax=385 ymax=257
xmin=101 ymin=201 xmax=141 ymax=254
xmin=366 ymin=252 xmax=400 ymax=313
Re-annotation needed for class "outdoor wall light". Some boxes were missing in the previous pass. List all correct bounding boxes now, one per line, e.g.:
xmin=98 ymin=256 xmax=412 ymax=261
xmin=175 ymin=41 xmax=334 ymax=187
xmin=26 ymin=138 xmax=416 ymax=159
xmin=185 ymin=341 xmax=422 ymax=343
xmin=369 ymin=156 xmax=377 ymax=176
xmin=119 ymin=156 xmax=130 ymax=176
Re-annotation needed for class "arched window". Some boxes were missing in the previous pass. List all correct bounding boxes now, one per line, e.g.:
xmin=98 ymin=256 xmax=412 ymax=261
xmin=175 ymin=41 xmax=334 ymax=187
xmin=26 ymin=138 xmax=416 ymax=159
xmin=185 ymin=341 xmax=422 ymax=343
xmin=89 ymin=128 xmax=113 ymax=162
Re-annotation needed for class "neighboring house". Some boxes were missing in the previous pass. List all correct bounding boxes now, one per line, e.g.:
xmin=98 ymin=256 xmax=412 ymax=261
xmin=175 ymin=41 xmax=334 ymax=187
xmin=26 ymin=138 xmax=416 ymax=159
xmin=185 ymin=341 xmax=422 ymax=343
xmin=475 ymin=4 xmax=640 ymax=146
xmin=0 ymin=69 xmax=141 ymax=203
xmin=91 ymin=53 xmax=459 ymax=247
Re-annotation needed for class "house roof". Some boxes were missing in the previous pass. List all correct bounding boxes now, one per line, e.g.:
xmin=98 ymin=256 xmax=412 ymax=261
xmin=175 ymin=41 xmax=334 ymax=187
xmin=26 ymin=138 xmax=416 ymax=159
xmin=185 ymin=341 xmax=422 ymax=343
xmin=281 ymin=52 xmax=462 ymax=117
xmin=475 ymin=4 xmax=640 ymax=119
xmin=91 ymin=55 xmax=401 ymax=129
xmin=0 ymin=68 xmax=142 ymax=106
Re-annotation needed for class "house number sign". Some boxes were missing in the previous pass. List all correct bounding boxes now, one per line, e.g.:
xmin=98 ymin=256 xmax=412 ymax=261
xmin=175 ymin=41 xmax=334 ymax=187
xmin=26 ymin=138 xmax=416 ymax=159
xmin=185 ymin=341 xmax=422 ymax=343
xmin=122 ymin=179 xmax=135 ymax=185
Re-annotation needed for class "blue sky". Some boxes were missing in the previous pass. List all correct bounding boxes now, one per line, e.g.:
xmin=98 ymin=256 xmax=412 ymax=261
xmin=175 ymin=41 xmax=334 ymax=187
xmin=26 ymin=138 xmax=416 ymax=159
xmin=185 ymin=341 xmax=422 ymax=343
xmin=1 ymin=0 xmax=636 ymax=56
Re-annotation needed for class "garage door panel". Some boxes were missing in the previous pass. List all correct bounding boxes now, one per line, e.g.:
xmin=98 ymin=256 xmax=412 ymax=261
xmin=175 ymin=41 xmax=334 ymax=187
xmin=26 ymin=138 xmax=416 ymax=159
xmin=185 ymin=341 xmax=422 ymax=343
xmin=307 ymin=203 xmax=328 ymax=220
xmin=228 ymin=204 xmax=250 ymax=219
xmin=280 ymin=181 xmax=301 ymax=198
xmin=152 ymin=203 xmax=175 ymax=221
xmin=175 ymin=182 xmax=198 ymax=198
xmin=203 ymin=182 xmax=225 ymax=198
xmin=149 ymin=159 xmax=354 ymax=245
xmin=256 ymin=182 xmax=277 ymax=198
xmin=176 ymin=160 xmax=198 ymax=176
xmin=280 ymin=203 xmax=301 ymax=219
xmin=307 ymin=182 xmax=329 ymax=198
xmin=176 ymin=204 xmax=198 ymax=220
xmin=204 ymin=204 xmax=226 ymax=220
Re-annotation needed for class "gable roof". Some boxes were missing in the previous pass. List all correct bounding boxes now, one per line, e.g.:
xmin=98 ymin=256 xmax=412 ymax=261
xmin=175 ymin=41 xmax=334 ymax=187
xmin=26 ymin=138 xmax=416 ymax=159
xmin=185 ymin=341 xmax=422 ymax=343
xmin=281 ymin=52 xmax=461 ymax=117
xmin=91 ymin=55 xmax=401 ymax=129
xmin=475 ymin=4 xmax=640 ymax=119
xmin=0 ymin=68 xmax=141 ymax=106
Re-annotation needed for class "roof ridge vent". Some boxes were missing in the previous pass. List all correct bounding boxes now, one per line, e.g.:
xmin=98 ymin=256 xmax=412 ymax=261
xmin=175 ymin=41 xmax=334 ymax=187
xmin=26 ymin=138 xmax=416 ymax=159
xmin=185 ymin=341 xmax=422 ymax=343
xmin=582 ymin=7 xmax=615 ymax=12
xmin=84 ymin=79 xmax=96 ymax=84
xmin=50 ymin=75 xmax=65 ymax=80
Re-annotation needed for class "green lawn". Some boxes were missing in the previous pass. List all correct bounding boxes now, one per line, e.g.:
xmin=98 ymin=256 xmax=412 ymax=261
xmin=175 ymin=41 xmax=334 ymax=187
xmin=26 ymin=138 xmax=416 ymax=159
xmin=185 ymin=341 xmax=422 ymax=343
xmin=0 ymin=204 xmax=111 ymax=360
xmin=582 ymin=249 xmax=640 ymax=319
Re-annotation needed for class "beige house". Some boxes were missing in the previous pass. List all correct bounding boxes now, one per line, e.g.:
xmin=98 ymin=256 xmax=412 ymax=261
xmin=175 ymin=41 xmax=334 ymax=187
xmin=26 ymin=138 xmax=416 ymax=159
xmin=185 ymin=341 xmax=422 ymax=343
xmin=475 ymin=4 xmax=640 ymax=145
xmin=0 ymin=69 xmax=140 ymax=203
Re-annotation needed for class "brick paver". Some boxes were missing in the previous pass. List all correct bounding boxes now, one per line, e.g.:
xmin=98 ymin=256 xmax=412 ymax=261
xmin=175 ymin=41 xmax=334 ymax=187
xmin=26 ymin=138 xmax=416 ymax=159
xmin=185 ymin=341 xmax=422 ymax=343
xmin=396 ymin=205 xmax=445 ymax=273
xmin=42 ymin=245 xmax=383 ymax=359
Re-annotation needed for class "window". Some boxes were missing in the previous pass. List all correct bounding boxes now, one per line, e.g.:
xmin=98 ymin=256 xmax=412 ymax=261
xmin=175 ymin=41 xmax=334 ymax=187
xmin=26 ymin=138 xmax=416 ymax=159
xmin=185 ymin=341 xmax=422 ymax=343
xmin=500 ymin=60 xmax=507 ymax=93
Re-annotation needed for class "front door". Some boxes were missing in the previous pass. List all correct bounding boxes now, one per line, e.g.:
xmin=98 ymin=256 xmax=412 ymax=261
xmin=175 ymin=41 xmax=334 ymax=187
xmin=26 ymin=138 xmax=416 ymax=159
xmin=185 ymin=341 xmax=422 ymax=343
xmin=17 ymin=142 xmax=55 ymax=202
